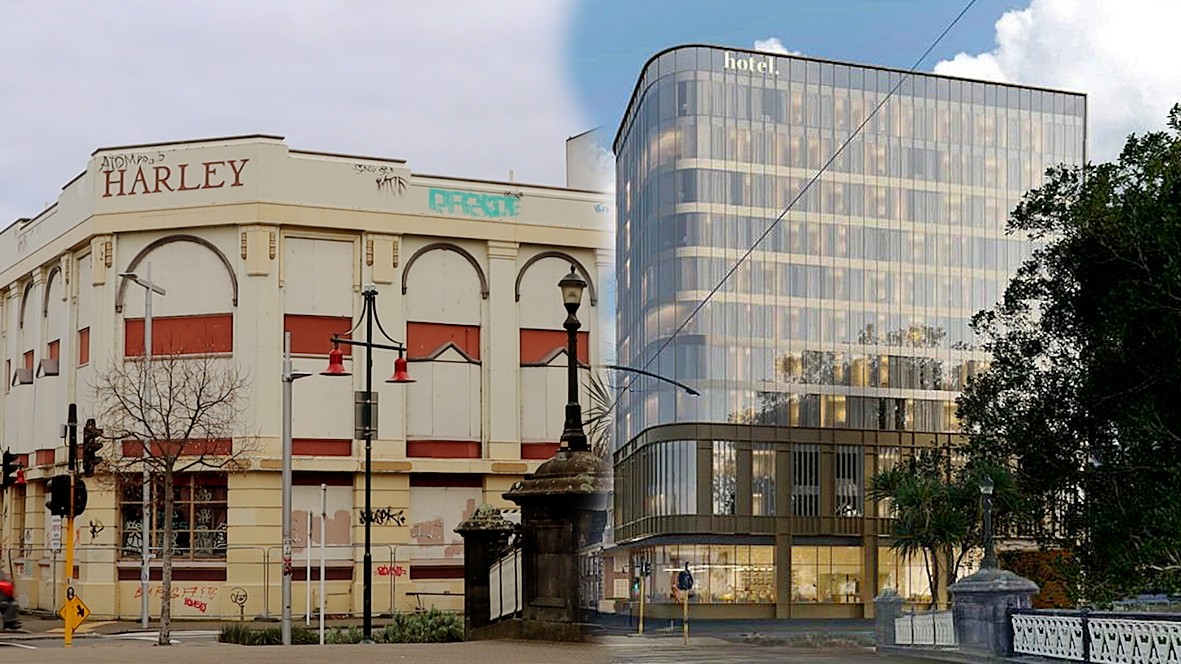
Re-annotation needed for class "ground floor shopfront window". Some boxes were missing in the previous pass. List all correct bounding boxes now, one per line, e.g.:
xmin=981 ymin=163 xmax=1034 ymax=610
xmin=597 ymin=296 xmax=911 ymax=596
xmin=790 ymin=546 xmax=863 ymax=603
xmin=634 ymin=544 xmax=776 ymax=604
xmin=877 ymin=547 xmax=934 ymax=604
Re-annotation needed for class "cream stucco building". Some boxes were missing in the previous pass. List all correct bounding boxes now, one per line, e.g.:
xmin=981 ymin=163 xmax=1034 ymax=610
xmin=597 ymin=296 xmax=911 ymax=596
xmin=0 ymin=134 xmax=612 ymax=620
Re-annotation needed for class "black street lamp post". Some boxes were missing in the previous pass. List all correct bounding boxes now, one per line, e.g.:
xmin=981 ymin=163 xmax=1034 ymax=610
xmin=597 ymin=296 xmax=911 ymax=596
xmin=558 ymin=266 xmax=588 ymax=453
xmin=321 ymin=284 xmax=414 ymax=642
xmin=979 ymin=475 xmax=997 ymax=569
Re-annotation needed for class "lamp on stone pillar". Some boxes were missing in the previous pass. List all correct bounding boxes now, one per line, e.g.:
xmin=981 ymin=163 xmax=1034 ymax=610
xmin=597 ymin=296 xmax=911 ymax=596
xmin=979 ymin=475 xmax=997 ymax=570
xmin=502 ymin=264 xmax=609 ymax=641
xmin=558 ymin=265 xmax=588 ymax=453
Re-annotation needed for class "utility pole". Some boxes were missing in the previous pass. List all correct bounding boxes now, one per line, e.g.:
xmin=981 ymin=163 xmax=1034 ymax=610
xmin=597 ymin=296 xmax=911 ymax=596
xmin=119 ymin=262 xmax=165 ymax=629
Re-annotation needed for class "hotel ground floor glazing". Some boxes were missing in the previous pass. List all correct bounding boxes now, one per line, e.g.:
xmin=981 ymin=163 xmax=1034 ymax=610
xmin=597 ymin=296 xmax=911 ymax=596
xmin=610 ymin=424 xmax=970 ymax=619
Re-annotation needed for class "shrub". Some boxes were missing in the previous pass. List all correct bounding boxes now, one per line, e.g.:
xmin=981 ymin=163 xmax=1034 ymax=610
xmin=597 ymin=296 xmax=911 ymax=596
xmin=382 ymin=609 xmax=463 ymax=643
xmin=219 ymin=624 xmax=322 ymax=645
xmin=218 ymin=611 xmax=463 ymax=646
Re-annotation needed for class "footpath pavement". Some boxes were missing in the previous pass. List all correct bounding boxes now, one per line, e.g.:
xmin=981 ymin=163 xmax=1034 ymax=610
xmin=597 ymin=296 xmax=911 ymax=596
xmin=1 ymin=612 xmax=955 ymax=663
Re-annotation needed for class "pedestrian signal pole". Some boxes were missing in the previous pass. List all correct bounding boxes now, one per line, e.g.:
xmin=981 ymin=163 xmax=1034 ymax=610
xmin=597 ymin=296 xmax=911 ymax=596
xmin=677 ymin=562 xmax=693 ymax=646
xmin=65 ymin=404 xmax=77 ymax=649
xmin=638 ymin=571 xmax=645 ymax=635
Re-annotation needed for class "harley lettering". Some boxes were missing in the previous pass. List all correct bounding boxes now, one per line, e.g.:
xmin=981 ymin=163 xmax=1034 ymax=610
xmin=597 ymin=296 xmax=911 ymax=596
xmin=102 ymin=159 xmax=249 ymax=198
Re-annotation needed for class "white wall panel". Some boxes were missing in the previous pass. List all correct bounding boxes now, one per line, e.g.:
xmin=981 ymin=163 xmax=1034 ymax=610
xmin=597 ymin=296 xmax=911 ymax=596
xmin=520 ymin=365 xmax=566 ymax=442
xmin=404 ymin=249 xmax=482 ymax=325
xmin=518 ymin=255 xmax=592 ymax=331
xmin=283 ymin=237 xmax=353 ymax=316
xmin=121 ymin=241 xmax=234 ymax=318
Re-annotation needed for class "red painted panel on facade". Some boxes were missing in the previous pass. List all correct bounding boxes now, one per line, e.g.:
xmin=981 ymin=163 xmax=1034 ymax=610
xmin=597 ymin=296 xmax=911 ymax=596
xmin=406 ymin=440 xmax=481 ymax=459
xmin=117 ymin=566 xmax=228 ymax=581
xmin=23 ymin=350 xmax=33 ymax=371
xmin=521 ymin=442 xmax=560 ymax=460
xmin=406 ymin=322 xmax=480 ymax=361
xmin=409 ymin=565 xmax=464 ymax=580
xmin=409 ymin=473 xmax=483 ymax=488
xmin=291 ymin=565 xmax=353 ymax=581
xmin=78 ymin=328 xmax=90 ymax=365
xmin=292 ymin=438 xmax=352 ymax=457
xmin=35 ymin=449 xmax=54 ymax=466
xmin=47 ymin=340 xmax=60 ymax=362
xmin=125 ymin=314 xmax=233 ymax=356
xmin=121 ymin=439 xmax=232 ymax=457
xmin=284 ymin=314 xmax=353 ymax=356
xmin=293 ymin=471 xmax=353 ymax=486
xmin=519 ymin=328 xmax=589 ymax=365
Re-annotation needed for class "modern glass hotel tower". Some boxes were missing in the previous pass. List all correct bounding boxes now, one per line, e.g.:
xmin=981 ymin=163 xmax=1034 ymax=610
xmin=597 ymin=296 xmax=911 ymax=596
xmin=612 ymin=45 xmax=1085 ymax=619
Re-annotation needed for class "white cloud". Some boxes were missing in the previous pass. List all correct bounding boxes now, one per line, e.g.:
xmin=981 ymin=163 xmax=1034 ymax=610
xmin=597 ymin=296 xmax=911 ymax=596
xmin=754 ymin=37 xmax=799 ymax=56
xmin=933 ymin=0 xmax=1181 ymax=162
xmin=0 ymin=1 xmax=584 ymax=224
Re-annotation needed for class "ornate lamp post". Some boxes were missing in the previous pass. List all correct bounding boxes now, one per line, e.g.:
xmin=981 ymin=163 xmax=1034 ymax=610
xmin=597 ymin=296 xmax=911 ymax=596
xmin=320 ymin=284 xmax=414 ymax=642
xmin=979 ymin=475 xmax=997 ymax=569
xmin=558 ymin=266 xmax=588 ymax=453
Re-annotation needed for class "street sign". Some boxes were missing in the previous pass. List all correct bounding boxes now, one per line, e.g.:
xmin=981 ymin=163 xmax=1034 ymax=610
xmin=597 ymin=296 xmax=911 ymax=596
xmin=677 ymin=568 xmax=694 ymax=591
xmin=58 ymin=589 xmax=91 ymax=632
xmin=49 ymin=515 xmax=62 ymax=552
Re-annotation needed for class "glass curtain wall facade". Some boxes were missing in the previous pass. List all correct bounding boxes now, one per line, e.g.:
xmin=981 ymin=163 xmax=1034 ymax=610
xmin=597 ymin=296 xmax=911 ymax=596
xmin=612 ymin=45 xmax=1085 ymax=619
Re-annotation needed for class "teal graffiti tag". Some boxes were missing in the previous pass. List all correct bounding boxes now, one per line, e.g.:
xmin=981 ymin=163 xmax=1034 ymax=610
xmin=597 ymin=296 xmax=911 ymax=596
xmin=428 ymin=188 xmax=520 ymax=218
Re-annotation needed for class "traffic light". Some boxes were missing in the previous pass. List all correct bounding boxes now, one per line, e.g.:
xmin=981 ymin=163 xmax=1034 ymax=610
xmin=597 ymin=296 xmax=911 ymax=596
xmin=46 ymin=475 xmax=69 ymax=516
xmin=2 ymin=450 xmax=18 ymax=488
xmin=82 ymin=418 xmax=104 ymax=477
xmin=45 ymin=475 xmax=87 ymax=517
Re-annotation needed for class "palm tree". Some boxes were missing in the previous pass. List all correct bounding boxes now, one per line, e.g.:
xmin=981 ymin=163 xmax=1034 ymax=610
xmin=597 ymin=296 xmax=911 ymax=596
xmin=871 ymin=448 xmax=1018 ymax=607
xmin=870 ymin=450 xmax=964 ymax=607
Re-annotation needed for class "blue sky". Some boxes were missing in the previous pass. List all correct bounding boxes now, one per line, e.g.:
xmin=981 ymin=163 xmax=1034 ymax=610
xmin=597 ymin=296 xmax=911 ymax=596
xmin=1 ymin=1 xmax=1178 ymax=226
xmin=568 ymin=0 xmax=1024 ymax=135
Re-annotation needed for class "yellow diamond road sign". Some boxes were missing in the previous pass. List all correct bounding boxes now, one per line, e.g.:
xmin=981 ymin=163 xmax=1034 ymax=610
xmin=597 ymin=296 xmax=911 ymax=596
xmin=58 ymin=594 xmax=91 ymax=631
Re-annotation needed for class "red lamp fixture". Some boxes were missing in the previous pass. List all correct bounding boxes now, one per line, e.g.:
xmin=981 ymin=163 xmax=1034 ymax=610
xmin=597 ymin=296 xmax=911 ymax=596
xmin=321 ymin=341 xmax=351 ymax=376
xmin=387 ymin=351 xmax=415 ymax=384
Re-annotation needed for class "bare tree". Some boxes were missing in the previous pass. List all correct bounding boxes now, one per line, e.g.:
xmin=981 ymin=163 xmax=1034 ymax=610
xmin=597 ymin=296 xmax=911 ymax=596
xmin=90 ymin=349 xmax=252 ymax=646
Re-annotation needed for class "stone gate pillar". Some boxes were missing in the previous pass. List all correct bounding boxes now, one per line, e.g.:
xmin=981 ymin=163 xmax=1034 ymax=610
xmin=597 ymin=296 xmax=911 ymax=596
xmin=949 ymin=567 xmax=1038 ymax=657
xmin=503 ymin=448 xmax=609 ymax=641
xmin=455 ymin=504 xmax=517 ymax=638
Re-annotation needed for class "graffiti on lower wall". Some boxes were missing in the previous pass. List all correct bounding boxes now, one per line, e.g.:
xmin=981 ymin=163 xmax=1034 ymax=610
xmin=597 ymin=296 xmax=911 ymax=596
xmin=134 ymin=585 xmax=220 ymax=601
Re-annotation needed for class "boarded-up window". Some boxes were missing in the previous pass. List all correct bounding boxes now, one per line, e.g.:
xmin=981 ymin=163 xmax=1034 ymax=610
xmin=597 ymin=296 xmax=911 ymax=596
xmin=284 ymin=314 xmax=352 ymax=356
xmin=78 ymin=328 xmax=90 ymax=365
xmin=125 ymin=314 xmax=233 ymax=356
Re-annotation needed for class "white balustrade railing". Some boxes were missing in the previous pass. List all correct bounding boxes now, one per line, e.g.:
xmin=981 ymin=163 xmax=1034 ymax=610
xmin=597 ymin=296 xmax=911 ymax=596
xmin=894 ymin=611 xmax=956 ymax=647
xmin=1088 ymin=616 xmax=1181 ymax=664
xmin=1011 ymin=610 xmax=1181 ymax=663
xmin=1012 ymin=612 xmax=1086 ymax=661
xmin=488 ymin=548 xmax=522 ymax=621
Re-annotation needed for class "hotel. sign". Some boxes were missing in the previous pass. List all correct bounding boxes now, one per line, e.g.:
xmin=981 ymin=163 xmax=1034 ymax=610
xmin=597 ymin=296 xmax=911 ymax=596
xmin=101 ymin=155 xmax=249 ymax=198
xmin=724 ymin=52 xmax=781 ymax=76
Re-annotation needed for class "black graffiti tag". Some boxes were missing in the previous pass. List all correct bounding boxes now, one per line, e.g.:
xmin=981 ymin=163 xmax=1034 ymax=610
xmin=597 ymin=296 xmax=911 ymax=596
xmin=359 ymin=507 xmax=406 ymax=526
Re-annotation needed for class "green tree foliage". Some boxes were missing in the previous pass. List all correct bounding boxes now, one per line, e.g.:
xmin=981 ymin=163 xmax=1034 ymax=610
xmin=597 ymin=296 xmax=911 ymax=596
xmin=869 ymin=448 xmax=1017 ymax=606
xmin=959 ymin=105 xmax=1181 ymax=604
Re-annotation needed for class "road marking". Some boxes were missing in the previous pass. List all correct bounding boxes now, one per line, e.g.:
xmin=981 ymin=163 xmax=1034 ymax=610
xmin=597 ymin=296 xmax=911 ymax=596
xmin=0 ymin=642 xmax=38 ymax=650
xmin=108 ymin=633 xmax=182 ymax=644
